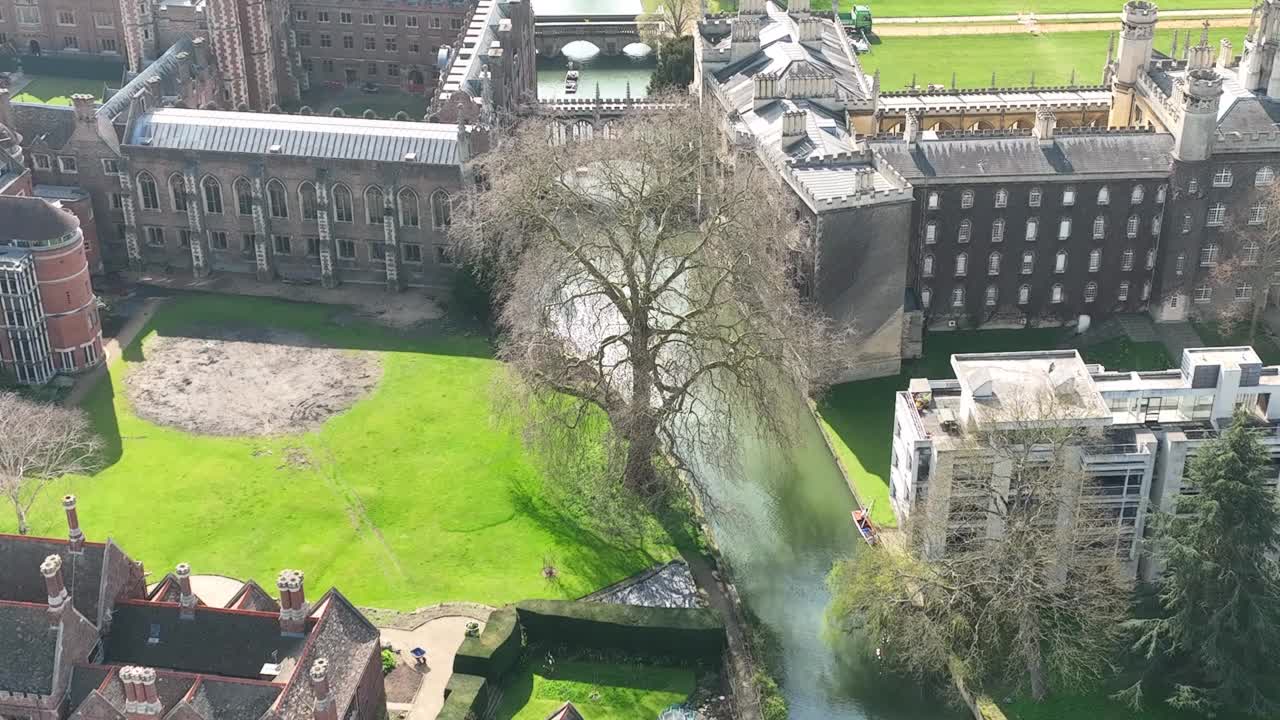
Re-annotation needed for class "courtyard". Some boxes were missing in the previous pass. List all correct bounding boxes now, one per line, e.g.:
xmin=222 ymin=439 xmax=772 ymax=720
xmin=298 ymin=84 xmax=433 ymax=120
xmin=495 ymin=658 xmax=697 ymax=720
xmin=4 ymin=293 xmax=677 ymax=609
xmin=10 ymin=75 xmax=107 ymax=105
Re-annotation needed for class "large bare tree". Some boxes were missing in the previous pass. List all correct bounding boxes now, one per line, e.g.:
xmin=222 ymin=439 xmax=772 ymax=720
xmin=829 ymin=390 xmax=1133 ymax=701
xmin=639 ymin=0 xmax=699 ymax=41
xmin=1208 ymin=181 xmax=1280 ymax=342
xmin=453 ymin=102 xmax=840 ymax=501
xmin=0 ymin=392 xmax=102 ymax=534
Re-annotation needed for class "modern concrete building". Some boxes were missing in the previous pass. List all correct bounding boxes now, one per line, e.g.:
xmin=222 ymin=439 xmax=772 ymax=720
xmin=0 ymin=195 xmax=102 ymax=384
xmin=890 ymin=345 xmax=1280 ymax=579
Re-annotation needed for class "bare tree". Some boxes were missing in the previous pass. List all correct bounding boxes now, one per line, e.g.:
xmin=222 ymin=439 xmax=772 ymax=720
xmin=0 ymin=392 xmax=102 ymax=534
xmin=830 ymin=390 xmax=1133 ymax=701
xmin=453 ymin=101 xmax=841 ymax=502
xmin=639 ymin=0 xmax=699 ymax=41
xmin=1209 ymin=181 xmax=1280 ymax=342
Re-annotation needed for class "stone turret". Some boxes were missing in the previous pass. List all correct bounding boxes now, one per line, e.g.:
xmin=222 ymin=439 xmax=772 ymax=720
xmin=1033 ymin=108 xmax=1056 ymax=146
xmin=1109 ymin=0 xmax=1158 ymax=127
xmin=731 ymin=17 xmax=761 ymax=62
xmin=1241 ymin=0 xmax=1280 ymax=92
xmin=789 ymin=0 xmax=811 ymax=14
xmin=1174 ymin=68 xmax=1224 ymax=161
xmin=903 ymin=110 xmax=922 ymax=146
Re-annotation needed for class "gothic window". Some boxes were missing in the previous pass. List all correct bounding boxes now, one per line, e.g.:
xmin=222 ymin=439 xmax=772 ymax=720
xmin=961 ymin=189 xmax=974 ymax=209
xmin=168 ymin=173 xmax=187 ymax=212
xmin=1119 ymin=281 xmax=1130 ymax=301
xmin=1097 ymin=186 xmax=1110 ymax=205
xmin=398 ymin=188 xmax=420 ymax=227
xmin=1089 ymin=248 xmax=1102 ymax=272
xmin=1122 ymin=248 xmax=1135 ymax=271
xmin=332 ymin=184 xmax=354 ymax=223
xmin=1156 ymin=184 xmax=1167 ymax=203
xmin=137 ymin=172 xmax=159 ymax=211
xmin=1256 ymin=166 xmax=1275 ymax=187
xmin=299 ymin=182 xmax=319 ymax=220
xmin=925 ymin=221 xmax=937 ymax=244
xmin=1206 ymin=203 xmax=1226 ymax=226
xmin=951 ymin=286 xmax=965 ymax=308
xmin=1092 ymin=216 xmax=1105 ymax=239
xmin=955 ymin=252 xmax=968 ymax=277
xmin=1025 ymin=218 xmax=1038 ymax=241
xmin=1212 ymin=168 xmax=1233 ymax=187
xmin=922 ymin=254 xmax=934 ymax=277
xmin=1152 ymin=215 xmax=1162 ymax=236
xmin=1126 ymin=214 xmax=1140 ymax=238
xmin=366 ymin=187 xmax=385 ymax=224
xmin=985 ymin=285 xmax=998 ymax=306
xmin=987 ymin=251 xmax=1001 ymax=275
xmin=994 ymin=188 xmax=1008 ymax=208
xmin=235 ymin=178 xmax=253 ymax=215
xmin=202 ymin=176 xmax=222 ymax=214
xmin=957 ymin=219 xmax=972 ymax=243
xmin=1130 ymin=184 xmax=1144 ymax=204
xmin=1018 ymin=284 xmax=1030 ymax=305
xmin=1058 ymin=217 xmax=1071 ymax=240
xmin=921 ymin=287 xmax=932 ymax=308
xmin=1084 ymin=282 xmax=1098 ymax=303
xmin=1021 ymin=251 xmax=1035 ymax=274
xmin=1055 ymin=249 xmax=1067 ymax=274
xmin=1050 ymin=284 xmax=1064 ymax=304
xmin=431 ymin=189 xmax=451 ymax=229
xmin=266 ymin=179 xmax=288 ymax=219
xmin=991 ymin=218 xmax=1005 ymax=243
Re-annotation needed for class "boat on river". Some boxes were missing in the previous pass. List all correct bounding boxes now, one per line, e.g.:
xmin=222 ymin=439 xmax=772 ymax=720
xmin=564 ymin=69 xmax=580 ymax=94
xmin=852 ymin=502 xmax=878 ymax=546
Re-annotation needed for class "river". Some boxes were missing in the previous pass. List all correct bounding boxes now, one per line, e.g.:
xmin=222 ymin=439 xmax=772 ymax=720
xmin=688 ymin=389 xmax=965 ymax=720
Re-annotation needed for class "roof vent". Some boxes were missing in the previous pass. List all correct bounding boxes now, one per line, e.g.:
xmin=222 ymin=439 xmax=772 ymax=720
xmin=259 ymin=663 xmax=281 ymax=680
xmin=268 ymin=144 xmax=282 ymax=154
xmin=147 ymin=623 xmax=162 ymax=645
xmin=403 ymin=152 xmax=418 ymax=162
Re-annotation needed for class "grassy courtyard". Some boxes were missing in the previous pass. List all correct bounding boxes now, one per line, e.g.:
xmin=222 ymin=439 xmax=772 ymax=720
xmin=12 ymin=75 xmax=106 ymax=106
xmin=297 ymin=86 xmax=431 ymax=120
xmin=711 ymin=0 xmax=1250 ymax=14
xmin=495 ymin=658 xmax=696 ymax=720
xmin=1193 ymin=320 xmax=1280 ymax=364
xmin=3 ymin=294 xmax=675 ymax=610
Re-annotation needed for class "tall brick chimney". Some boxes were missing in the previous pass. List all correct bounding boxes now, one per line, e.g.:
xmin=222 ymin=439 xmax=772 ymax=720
xmin=41 ymin=555 xmax=69 ymax=627
xmin=309 ymin=658 xmax=338 ymax=720
xmin=277 ymin=569 xmax=308 ymax=635
xmin=71 ymin=93 xmax=96 ymax=124
xmin=175 ymin=563 xmax=196 ymax=619
xmin=121 ymin=666 xmax=163 ymax=719
xmin=63 ymin=494 xmax=84 ymax=553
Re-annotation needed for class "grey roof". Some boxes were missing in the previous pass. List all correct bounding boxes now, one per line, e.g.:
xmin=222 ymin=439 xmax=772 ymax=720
xmin=0 ymin=536 xmax=107 ymax=622
xmin=869 ymin=132 xmax=1174 ymax=182
xmin=711 ymin=8 xmax=869 ymax=103
xmin=189 ymin=677 xmax=283 ymax=719
xmin=0 ymin=603 xmax=58 ymax=693
xmin=127 ymin=109 xmax=463 ymax=165
xmin=224 ymin=579 xmax=280 ymax=612
xmin=67 ymin=665 xmax=112 ymax=712
xmin=0 ymin=195 xmax=82 ymax=245
xmin=99 ymin=36 xmax=193 ymax=122
xmin=12 ymin=102 xmax=75 ymax=149
xmin=439 ymin=0 xmax=503 ymax=98
xmin=274 ymin=591 xmax=380 ymax=720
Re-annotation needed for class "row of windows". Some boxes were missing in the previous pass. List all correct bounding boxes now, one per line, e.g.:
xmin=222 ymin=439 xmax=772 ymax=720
xmin=134 ymin=174 xmax=452 ymax=230
xmin=928 ymin=184 xmax=1166 ymax=211
xmin=302 ymin=58 xmax=414 ymax=79
xmin=1191 ymin=284 xmax=1255 ymax=303
xmin=922 ymin=248 xmax=1154 ymax=278
xmin=4 ymin=7 xmax=116 ymax=28
xmin=142 ymin=229 xmax=454 ymax=265
xmin=293 ymin=9 xmax=463 ymax=31
xmin=297 ymin=33 xmax=437 ymax=53
xmin=921 ymin=280 xmax=1151 ymax=309
xmin=924 ymin=214 xmax=1159 ymax=244
xmin=0 ymin=32 xmax=119 ymax=53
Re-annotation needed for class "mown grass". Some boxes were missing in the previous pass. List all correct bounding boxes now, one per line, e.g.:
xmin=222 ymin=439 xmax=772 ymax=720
xmin=1081 ymin=337 xmax=1173 ymax=371
xmin=3 ymin=294 xmax=675 ymax=609
xmin=712 ymin=0 xmax=1250 ymax=15
xmin=495 ymin=658 xmax=696 ymax=720
xmin=860 ymin=28 xmax=1248 ymax=90
xmin=1193 ymin=319 xmax=1280 ymax=364
xmin=12 ymin=75 xmax=106 ymax=105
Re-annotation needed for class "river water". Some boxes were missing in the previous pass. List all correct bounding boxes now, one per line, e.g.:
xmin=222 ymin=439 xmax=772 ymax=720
xmin=688 ymin=390 xmax=965 ymax=720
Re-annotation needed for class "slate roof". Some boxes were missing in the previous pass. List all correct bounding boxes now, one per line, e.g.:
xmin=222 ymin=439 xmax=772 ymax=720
xmin=0 ymin=535 xmax=107 ymax=622
xmin=869 ymin=132 xmax=1174 ymax=182
xmin=439 ymin=0 xmax=502 ymax=98
xmin=547 ymin=701 xmax=585 ymax=720
xmin=225 ymin=579 xmax=280 ymax=613
xmin=127 ymin=109 xmax=463 ymax=165
xmin=67 ymin=665 xmax=112 ymax=712
xmin=98 ymin=35 xmax=193 ymax=122
xmin=103 ymin=601 xmax=308 ymax=678
xmin=11 ymin=102 xmax=75 ymax=150
xmin=274 ymin=591 xmax=380 ymax=720
xmin=189 ymin=677 xmax=283 ymax=719
xmin=0 ymin=602 xmax=59 ymax=693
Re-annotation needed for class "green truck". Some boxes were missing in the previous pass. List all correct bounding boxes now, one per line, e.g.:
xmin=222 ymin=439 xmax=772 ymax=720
xmin=839 ymin=5 xmax=873 ymax=33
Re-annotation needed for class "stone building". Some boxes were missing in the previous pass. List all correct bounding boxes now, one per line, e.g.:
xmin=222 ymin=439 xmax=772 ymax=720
xmin=0 ymin=496 xmax=388 ymax=720
xmin=0 ymin=0 xmax=125 ymax=59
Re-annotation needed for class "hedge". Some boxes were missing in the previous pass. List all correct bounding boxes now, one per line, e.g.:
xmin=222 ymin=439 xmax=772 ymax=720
xmin=515 ymin=600 xmax=726 ymax=661
xmin=16 ymin=55 xmax=125 ymax=82
xmin=453 ymin=605 xmax=521 ymax=680
xmin=435 ymin=673 xmax=489 ymax=720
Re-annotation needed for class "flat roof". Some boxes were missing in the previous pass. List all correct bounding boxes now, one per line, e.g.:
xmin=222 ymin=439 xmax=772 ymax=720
xmin=952 ymin=349 xmax=1112 ymax=426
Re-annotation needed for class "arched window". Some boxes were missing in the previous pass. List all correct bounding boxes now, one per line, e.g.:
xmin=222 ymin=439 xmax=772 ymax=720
xmin=1025 ymin=218 xmax=1038 ymax=241
xmin=137 ymin=172 xmax=160 ymax=211
xmin=1212 ymin=168 xmax=1233 ymax=187
xmin=1207 ymin=203 xmax=1226 ymax=226
xmin=1054 ymin=249 xmax=1067 ymax=273
xmin=920 ymin=287 xmax=932 ymax=308
xmin=961 ymin=189 xmax=974 ymax=209
xmin=266 ymin=179 xmax=288 ymax=219
xmin=987 ymin=251 xmax=1001 ymax=275
xmin=951 ymin=286 xmax=965 ymax=307
xmin=202 ymin=176 xmax=222 ymax=214
xmin=1021 ymin=251 xmax=1035 ymax=274
xmin=1092 ymin=216 xmax=1105 ymax=239
xmin=927 ymin=192 xmax=939 ymax=210
xmin=922 ymin=254 xmax=935 ymax=277
xmin=1058 ymin=217 xmax=1072 ymax=240
xmin=1145 ymin=248 xmax=1155 ymax=269
xmin=366 ymin=187 xmax=385 ymax=224
xmin=985 ymin=285 xmax=998 ymax=306
xmin=1084 ymin=282 xmax=1098 ymax=303
xmin=332 ymin=184 xmax=354 ymax=223
xmin=1257 ymin=166 xmax=1275 ymax=187
xmin=1126 ymin=215 xmax=1140 ymax=238
xmin=1121 ymin=248 xmax=1135 ymax=271
xmin=1156 ymin=184 xmax=1167 ymax=203
xmin=1130 ymin=184 xmax=1144 ymax=204
xmin=235 ymin=178 xmax=253 ymax=215
xmin=1200 ymin=243 xmax=1220 ymax=266
xmin=1142 ymin=281 xmax=1151 ymax=300
xmin=957 ymin=219 xmax=971 ymax=243
xmin=925 ymin=221 xmax=938 ymax=244
xmin=994 ymin=188 xmax=1008 ymax=208
xmin=1097 ymin=186 xmax=1110 ymax=205
xmin=1195 ymin=284 xmax=1213 ymax=303
xmin=955 ymin=252 xmax=968 ymax=277
xmin=299 ymin=182 xmax=319 ymax=220
xmin=1119 ymin=281 xmax=1130 ymax=301
xmin=1152 ymin=215 xmax=1162 ymax=236
xmin=991 ymin=218 xmax=1005 ymax=242
xmin=431 ymin=189 xmax=451 ymax=229
xmin=1050 ymin=284 xmax=1064 ymax=304
xmin=1088 ymin=249 xmax=1102 ymax=272
xmin=398 ymin=188 xmax=420 ymax=227
xmin=169 ymin=173 xmax=187 ymax=212
xmin=1243 ymin=241 xmax=1261 ymax=265
xmin=1018 ymin=284 xmax=1031 ymax=305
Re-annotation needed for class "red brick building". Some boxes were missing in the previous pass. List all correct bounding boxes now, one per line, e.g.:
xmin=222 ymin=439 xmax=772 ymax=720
xmin=0 ymin=497 xmax=389 ymax=720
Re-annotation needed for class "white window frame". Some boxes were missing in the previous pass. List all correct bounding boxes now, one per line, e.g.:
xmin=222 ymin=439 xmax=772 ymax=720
xmin=1212 ymin=168 xmax=1233 ymax=187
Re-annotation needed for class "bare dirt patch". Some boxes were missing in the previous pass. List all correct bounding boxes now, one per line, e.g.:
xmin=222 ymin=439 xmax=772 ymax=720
xmin=125 ymin=327 xmax=382 ymax=436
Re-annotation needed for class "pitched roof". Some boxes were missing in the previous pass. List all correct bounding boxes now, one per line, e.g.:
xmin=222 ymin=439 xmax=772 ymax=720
xmin=225 ymin=579 xmax=280 ymax=613
xmin=546 ymin=701 xmax=586 ymax=720
xmin=11 ymin=103 xmax=76 ymax=150
xmin=126 ymin=109 xmax=463 ymax=165
xmin=188 ymin=676 xmax=283 ymax=719
xmin=273 ymin=591 xmax=380 ymax=720
xmin=103 ymin=601 xmax=308 ymax=679
xmin=98 ymin=35 xmax=193 ymax=122
xmin=0 ymin=535 xmax=108 ymax=623
xmin=0 ymin=600 xmax=99 ymax=694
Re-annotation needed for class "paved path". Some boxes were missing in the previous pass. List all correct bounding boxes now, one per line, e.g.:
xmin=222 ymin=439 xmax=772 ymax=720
xmin=1156 ymin=321 xmax=1206 ymax=360
xmin=877 ymin=8 xmax=1252 ymax=23
xmin=380 ymin=614 xmax=488 ymax=720
xmin=62 ymin=296 xmax=165 ymax=407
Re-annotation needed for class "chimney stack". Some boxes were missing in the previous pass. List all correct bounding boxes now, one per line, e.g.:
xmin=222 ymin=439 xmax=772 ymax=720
xmin=277 ymin=569 xmax=308 ymax=635
xmin=63 ymin=494 xmax=84 ymax=553
xmin=121 ymin=666 xmax=163 ymax=719
xmin=41 ymin=555 xmax=69 ymax=626
xmin=310 ymin=658 xmax=339 ymax=720
xmin=782 ymin=109 xmax=807 ymax=141
xmin=71 ymin=94 xmax=96 ymax=124
xmin=1033 ymin=107 xmax=1057 ymax=145
xmin=903 ymin=110 xmax=922 ymax=146
xmin=1217 ymin=38 xmax=1233 ymax=69
xmin=175 ymin=563 xmax=196 ymax=619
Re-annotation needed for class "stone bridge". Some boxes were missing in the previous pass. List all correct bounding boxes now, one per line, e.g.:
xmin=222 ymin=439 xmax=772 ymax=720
xmin=535 ymin=14 xmax=661 ymax=57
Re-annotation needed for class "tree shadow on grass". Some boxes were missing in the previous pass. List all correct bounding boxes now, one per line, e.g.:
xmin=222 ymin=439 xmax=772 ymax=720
xmin=83 ymin=370 xmax=123 ymax=468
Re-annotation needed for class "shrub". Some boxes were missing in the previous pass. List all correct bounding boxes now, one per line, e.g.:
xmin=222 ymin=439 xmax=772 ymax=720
xmin=380 ymin=648 xmax=397 ymax=674
xmin=754 ymin=669 xmax=788 ymax=720
xmin=435 ymin=673 xmax=488 ymax=720
xmin=515 ymin=600 xmax=725 ymax=662
xmin=453 ymin=606 xmax=521 ymax=680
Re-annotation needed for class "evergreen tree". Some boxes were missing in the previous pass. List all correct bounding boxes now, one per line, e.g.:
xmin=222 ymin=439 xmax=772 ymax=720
xmin=1130 ymin=408 xmax=1280 ymax=716
xmin=647 ymin=36 xmax=694 ymax=95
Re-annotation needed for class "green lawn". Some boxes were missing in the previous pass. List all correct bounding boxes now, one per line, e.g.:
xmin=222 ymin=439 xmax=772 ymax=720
xmin=1080 ymin=337 xmax=1173 ymax=372
xmin=495 ymin=659 xmax=696 ymax=720
xmin=12 ymin=76 xmax=106 ymax=106
xmin=1192 ymin=320 xmax=1280 ymax=364
xmin=712 ymin=0 xmax=1251 ymax=15
xmin=861 ymin=28 xmax=1248 ymax=90
xmin=2 ymin=294 xmax=675 ymax=610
